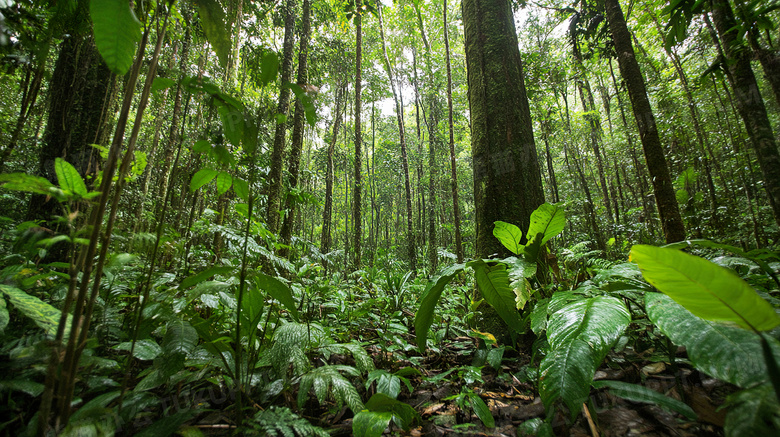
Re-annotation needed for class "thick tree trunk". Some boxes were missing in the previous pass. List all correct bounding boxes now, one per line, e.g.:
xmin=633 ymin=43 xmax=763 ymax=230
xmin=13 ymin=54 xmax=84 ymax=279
xmin=462 ymin=0 xmax=545 ymax=257
xmin=710 ymin=0 xmax=780 ymax=229
xmin=266 ymin=0 xmax=297 ymax=233
xmin=280 ymin=0 xmax=312 ymax=258
xmin=605 ymin=0 xmax=686 ymax=243
xmin=28 ymin=32 xmax=114 ymax=224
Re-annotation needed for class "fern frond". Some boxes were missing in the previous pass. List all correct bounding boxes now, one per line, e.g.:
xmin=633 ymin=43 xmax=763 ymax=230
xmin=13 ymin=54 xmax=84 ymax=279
xmin=249 ymin=406 xmax=329 ymax=437
xmin=320 ymin=342 xmax=375 ymax=374
xmin=297 ymin=365 xmax=365 ymax=413
xmin=269 ymin=322 xmax=330 ymax=377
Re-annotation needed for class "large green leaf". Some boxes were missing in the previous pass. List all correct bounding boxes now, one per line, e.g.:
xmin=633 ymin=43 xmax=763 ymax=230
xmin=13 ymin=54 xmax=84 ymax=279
xmin=646 ymin=293 xmax=780 ymax=388
xmin=55 ymin=158 xmax=87 ymax=197
xmin=539 ymin=338 xmax=595 ymax=415
xmin=353 ymin=411 xmax=394 ymax=437
xmin=194 ymin=0 xmax=232 ymax=68
xmin=723 ymin=383 xmax=780 ymax=437
xmin=469 ymin=259 xmax=524 ymax=334
xmin=180 ymin=266 xmax=235 ymax=289
xmin=539 ymin=296 xmax=630 ymax=417
xmin=467 ymin=392 xmax=495 ymax=428
xmin=526 ymin=202 xmax=565 ymax=245
xmin=591 ymin=380 xmax=696 ymax=420
xmin=414 ymin=263 xmax=465 ymax=351
xmin=254 ymin=273 xmax=299 ymax=321
xmin=190 ymin=169 xmax=218 ymax=192
xmin=0 ymin=297 xmax=8 ymax=333
xmin=90 ymin=0 xmax=142 ymax=75
xmin=162 ymin=320 xmax=198 ymax=356
xmin=215 ymin=171 xmax=232 ymax=195
xmin=0 ymin=173 xmax=58 ymax=197
xmin=631 ymin=245 xmax=780 ymax=331
xmin=493 ymin=221 xmax=524 ymax=255
xmin=364 ymin=393 xmax=417 ymax=430
xmin=0 ymin=284 xmax=72 ymax=339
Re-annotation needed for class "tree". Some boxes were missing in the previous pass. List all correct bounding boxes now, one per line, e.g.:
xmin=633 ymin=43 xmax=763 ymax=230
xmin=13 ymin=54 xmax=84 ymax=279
xmin=462 ymin=0 xmax=545 ymax=259
xmin=443 ymin=0 xmax=463 ymax=263
xmin=604 ymin=0 xmax=686 ymax=243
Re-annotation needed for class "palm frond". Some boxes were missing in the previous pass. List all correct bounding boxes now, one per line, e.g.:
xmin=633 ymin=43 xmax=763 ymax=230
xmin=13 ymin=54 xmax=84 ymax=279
xmin=297 ymin=365 xmax=365 ymax=413
xmin=248 ymin=406 xmax=329 ymax=437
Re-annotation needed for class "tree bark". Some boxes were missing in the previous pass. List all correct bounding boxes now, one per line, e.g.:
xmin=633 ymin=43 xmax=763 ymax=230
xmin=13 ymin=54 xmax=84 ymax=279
xmin=280 ymin=0 xmax=312 ymax=258
xmin=605 ymin=0 xmax=686 ymax=243
xmin=463 ymin=0 xmax=545 ymax=258
xmin=352 ymin=6 xmax=363 ymax=269
xmin=266 ymin=0 xmax=297 ymax=233
xmin=443 ymin=0 xmax=463 ymax=263
xmin=710 ymin=0 xmax=780 ymax=229
xmin=320 ymin=84 xmax=344 ymax=254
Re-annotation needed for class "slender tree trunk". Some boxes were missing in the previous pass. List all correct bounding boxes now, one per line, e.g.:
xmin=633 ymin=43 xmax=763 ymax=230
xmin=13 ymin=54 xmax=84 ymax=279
xmin=352 ymin=7 xmax=363 ymax=269
xmin=605 ymin=0 xmax=685 ymax=243
xmin=377 ymin=2 xmax=416 ymax=271
xmin=321 ymin=84 xmax=345 ymax=254
xmin=266 ymin=0 xmax=297 ymax=233
xmin=444 ymin=0 xmax=463 ymax=262
xmin=280 ymin=0 xmax=312 ymax=258
xmin=710 ymin=0 xmax=780 ymax=229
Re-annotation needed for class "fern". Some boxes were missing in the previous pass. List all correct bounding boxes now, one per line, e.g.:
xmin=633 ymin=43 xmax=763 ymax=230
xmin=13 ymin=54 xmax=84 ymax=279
xmin=298 ymin=365 xmax=365 ymax=413
xmin=268 ymin=322 xmax=329 ymax=377
xmin=320 ymin=342 xmax=375 ymax=373
xmin=248 ymin=406 xmax=329 ymax=437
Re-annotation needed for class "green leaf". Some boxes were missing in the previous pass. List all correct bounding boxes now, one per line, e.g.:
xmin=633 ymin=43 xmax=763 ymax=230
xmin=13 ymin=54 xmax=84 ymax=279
xmin=0 ymin=173 xmax=57 ymax=196
xmin=151 ymin=77 xmax=175 ymax=94
xmin=55 ymin=158 xmax=87 ymax=196
xmin=414 ymin=263 xmax=466 ymax=351
xmin=254 ymin=273 xmax=299 ymax=321
xmin=0 ymin=379 xmax=44 ymax=397
xmin=723 ymin=383 xmax=780 ymax=437
xmin=353 ymin=411 xmax=393 ymax=437
xmin=135 ymin=410 xmax=196 ymax=437
xmin=190 ymin=169 xmax=218 ymax=192
xmin=0 ymin=284 xmax=72 ymax=339
xmin=469 ymin=260 xmax=524 ymax=334
xmin=114 ymin=339 xmax=162 ymax=360
xmin=90 ymin=0 xmax=142 ymax=75
xmin=193 ymin=0 xmax=232 ymax=68
xmin=0 ymin=297 xmax=7 ymax=333
xmin=630 ymin=245 xmax=780 ymax=331
xmin=367 ymin=370 xmax=401 ymax=399
xmin=260 ymin=51 xmax=279 ymax=86
xmin=232 ymin=178 xmax=249 ymax=202
xmin=493 ymin=221 xmax=524 ymax=255
xmin=218 ymin=105 xmax=244 ymax=147
xmin=193 ymin=140 xmax=212 ymax=155
xmin=539 ymin=296 xmax=630 ymax=417
xmin=181 ymin=266 xmax=235 ymax=289
xmin=364 ymin=393 xmax=418 ymax=430
xmin=646 ymin=293 xmax=780 ymax=388
xmin=215 ymin=172 xmax=232 ymax=195
xmin=467 ymin=392 xmax=495 ymax=428
xmin=592 ymin=380 xmax=697 ymax=419
xmin=163 ymin=320 xmax=198 ymax=356
xmin=526 ymin=202 xmax=565 ymax=245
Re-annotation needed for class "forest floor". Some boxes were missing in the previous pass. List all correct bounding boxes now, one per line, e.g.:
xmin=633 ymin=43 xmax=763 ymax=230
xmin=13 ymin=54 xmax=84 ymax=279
xmin=186 ymin=332 xmax=729 ymax=436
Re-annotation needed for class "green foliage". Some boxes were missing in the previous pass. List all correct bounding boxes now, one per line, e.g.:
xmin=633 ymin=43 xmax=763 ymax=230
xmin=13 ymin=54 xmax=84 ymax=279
xmin=89 ymin=0 xmax=142 ymax=75
xmin=297 ymin=365 xmax=365 ymax=412
xmin=591 ymin=380 xmax=696 ymax=420
xmin=538 ymin=295 xmax=630 ymax=418
xmin=193 ymin=0 xmax=233 ymax=69
xmin=353 ymin=393 xmax=419 ymax=436
xmin=631 ymin=245 xmax=780 ymax=331
xmin=0 ymin=284 xmax=72 ymax=339
xmin=444 ymin=388 xmax=495 ymax=428
xmin=248 ymin=406 xmax=329 ymax=437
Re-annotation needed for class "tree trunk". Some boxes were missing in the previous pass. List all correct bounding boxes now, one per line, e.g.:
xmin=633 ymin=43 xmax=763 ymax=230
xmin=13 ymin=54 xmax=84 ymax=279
xmin=377 ymin=2 xmax=416 ymax=271
xmin=266 ymin=0 xmax=297 ymax=233
xmin=443 ymin=0 xmax=463 ymax=263
xmin=352 ymin=6 xmax=363 ymax=269
xmin=605 ymin=0 xmax=686 ymax=243
xmin=710 ymin=0 xmax=780 ymax=229
xmin=320 ymin=84 xmax=345 ymax=254
xmin=280 ymin=0 xmax=312 ymax=258
xmin=463 ymin=0 xmax=545 ymax=257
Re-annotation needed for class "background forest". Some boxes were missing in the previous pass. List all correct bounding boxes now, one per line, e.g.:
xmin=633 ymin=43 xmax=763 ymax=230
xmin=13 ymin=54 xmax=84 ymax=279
xmin=1 ymin=0 xmax=780 ymax=435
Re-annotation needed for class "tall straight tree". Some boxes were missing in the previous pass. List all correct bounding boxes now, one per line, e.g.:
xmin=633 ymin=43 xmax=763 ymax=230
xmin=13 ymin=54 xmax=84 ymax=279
xmin=443 ymin=0 xmax=463 ymax=263
xmin=709 ymin=0 xmax=780 ymax=229
xmin=352 ymin=1 xmax=364 ymax=269
xmin=280 ymin=0 xmax=312 ymax=257
xmin=604 ymin=0 xmax=686 ymax=243
xmin=266 ymin=0 xmax=297 ymax=233
xmin=462 ymin=0 xmax=545 ymax=259
xmin=377 ymin=1 xmax=416 ymax=271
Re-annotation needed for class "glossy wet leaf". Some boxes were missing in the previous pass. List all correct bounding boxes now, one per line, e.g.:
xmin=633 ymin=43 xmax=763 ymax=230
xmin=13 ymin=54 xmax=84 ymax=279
xmin=90 ymin=0 xmax=142 ymax=75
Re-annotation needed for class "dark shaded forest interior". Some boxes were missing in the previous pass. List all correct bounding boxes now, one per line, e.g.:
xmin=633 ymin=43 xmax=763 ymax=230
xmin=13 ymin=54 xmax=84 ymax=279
xmin=1 ymin=0 xmax=780 ymax=435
